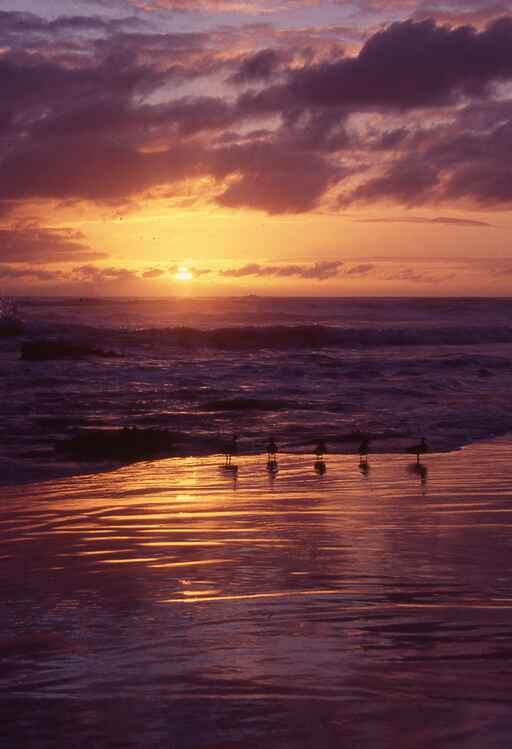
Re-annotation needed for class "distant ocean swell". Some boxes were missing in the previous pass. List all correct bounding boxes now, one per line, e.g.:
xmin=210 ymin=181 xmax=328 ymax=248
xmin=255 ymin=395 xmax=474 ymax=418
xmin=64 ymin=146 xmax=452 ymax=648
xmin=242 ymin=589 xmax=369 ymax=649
xmin=112 ymin=323 xmax=512 ymax=350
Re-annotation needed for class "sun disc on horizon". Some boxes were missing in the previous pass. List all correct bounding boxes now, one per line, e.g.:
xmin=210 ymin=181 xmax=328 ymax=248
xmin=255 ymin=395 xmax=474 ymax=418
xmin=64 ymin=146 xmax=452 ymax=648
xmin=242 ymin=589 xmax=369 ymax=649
xmin=175 ymin=265 xmax=193 ymax=281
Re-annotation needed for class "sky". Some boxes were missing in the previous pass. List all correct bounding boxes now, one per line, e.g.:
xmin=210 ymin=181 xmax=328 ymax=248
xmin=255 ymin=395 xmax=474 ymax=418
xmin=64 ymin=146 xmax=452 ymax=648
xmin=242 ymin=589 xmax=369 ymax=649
xmin=1 ymin=0 xmax=512 ymax=296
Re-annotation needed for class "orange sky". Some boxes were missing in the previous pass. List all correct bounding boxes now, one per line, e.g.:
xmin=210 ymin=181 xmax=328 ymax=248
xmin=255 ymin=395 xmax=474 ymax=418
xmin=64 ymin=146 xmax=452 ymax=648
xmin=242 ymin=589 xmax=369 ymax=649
xmin=2 ymin=1 xmax=512 ymax=296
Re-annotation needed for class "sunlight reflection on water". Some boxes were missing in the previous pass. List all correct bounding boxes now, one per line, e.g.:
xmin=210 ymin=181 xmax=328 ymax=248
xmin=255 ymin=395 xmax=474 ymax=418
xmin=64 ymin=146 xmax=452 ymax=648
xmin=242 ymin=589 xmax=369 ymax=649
xmin=2 ymin=440 xmax=512 ymax=747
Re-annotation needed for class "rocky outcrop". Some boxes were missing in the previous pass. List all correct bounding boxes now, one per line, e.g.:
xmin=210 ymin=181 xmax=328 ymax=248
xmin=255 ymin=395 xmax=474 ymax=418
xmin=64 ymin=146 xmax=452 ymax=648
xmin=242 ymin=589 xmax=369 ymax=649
xmin=0 ymin=302 xmax=23 ymax=337
xmin=56 ymin=427 xmax=177 ymax=461
xmin=21 ymin=340 xmax=121 ymax=361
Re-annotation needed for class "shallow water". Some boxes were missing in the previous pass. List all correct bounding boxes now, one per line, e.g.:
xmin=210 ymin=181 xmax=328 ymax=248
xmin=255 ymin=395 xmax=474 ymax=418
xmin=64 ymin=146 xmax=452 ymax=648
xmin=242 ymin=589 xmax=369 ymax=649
xmin=2 ymin=438 xmax=512 ymax=747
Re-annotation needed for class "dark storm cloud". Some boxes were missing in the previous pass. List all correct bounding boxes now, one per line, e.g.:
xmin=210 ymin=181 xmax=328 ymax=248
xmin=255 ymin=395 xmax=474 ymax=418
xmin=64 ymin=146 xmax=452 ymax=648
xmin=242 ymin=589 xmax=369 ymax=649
xmin=0 ymin=226 xmax=106 ymax=263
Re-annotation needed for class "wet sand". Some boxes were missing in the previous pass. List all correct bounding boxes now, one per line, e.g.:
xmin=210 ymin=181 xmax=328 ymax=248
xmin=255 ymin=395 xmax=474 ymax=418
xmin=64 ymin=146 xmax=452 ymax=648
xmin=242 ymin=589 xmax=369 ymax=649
xmin=2 ymin=439 xmax=512 ymax=748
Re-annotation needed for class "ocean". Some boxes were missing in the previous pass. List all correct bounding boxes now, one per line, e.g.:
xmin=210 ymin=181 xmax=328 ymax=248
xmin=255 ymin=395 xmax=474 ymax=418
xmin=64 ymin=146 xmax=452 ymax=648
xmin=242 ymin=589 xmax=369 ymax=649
xmin=3 ymin=295 xmax=512 ymax=483
xmin=3 ymin=297 xmax=512 ymax=748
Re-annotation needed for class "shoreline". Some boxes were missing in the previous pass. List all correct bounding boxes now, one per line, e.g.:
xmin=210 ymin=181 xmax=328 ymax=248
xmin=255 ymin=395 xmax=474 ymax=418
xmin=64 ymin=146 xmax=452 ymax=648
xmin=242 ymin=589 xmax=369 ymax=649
xmin=0 ymin=432 xmax=484 ymax=489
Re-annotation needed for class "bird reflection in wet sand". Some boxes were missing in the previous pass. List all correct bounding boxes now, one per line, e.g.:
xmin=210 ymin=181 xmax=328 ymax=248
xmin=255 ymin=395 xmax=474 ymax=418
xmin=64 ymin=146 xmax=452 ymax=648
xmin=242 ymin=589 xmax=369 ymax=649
xmin=314 ymin=440 xmax=327 ymax=474
xmin=220 ymin=463 xmax=239 ymax=489
xmin=408 ymin=461 xmax=428 ymax=485
xmin=406 ymin=436 xmax=429 ymax=485
xmin=267 ymin=460 xmax=278 ymax=477
xmin=223 ymin=434 xmax=238 ymax=467
xmin=266 ymin=436 xmax=278 ymax=474
xmin=359 ymin=459 xmax=370 ymax=476
xmin=358 ymin=436 xmax=370 ymax=475
xmin=221 ymin=434 xmax=239 ymax=487
xmin=314 ymin=460 xmax=326 ymax=474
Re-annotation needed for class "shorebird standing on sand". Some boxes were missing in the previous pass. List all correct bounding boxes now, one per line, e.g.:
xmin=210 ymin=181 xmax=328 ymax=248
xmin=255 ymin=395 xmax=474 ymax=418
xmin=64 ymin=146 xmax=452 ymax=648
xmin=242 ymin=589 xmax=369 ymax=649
xmin=412 ymin=437 xmax=428 ymax=464
xmin=314 ymin=440 xmax=327 ymax=459
xmin=358 ymin=436 xmax=370 ymax=465
xmin=266 ymin=437 xmax=278 ymax=461
xmin=224 ymin=434 xmax=238 ymax=467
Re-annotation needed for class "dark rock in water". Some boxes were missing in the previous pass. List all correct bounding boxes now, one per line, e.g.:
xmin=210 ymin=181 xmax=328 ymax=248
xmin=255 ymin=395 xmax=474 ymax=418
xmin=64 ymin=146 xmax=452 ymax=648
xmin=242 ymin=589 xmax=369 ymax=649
xmin=37 ymin=416 xmax=85 ymax=432
xmin=21 ymin=340 xmax=121 ymax=361
xmin=0 ymin=318 xmax=23 ymax=337
xmin=204 ymin=398 xmax=292 ymax=411
xmin=56 ymin=427 xmax=177 ymax=461
xmin=0 ymin=301 xmax=23 ymax=337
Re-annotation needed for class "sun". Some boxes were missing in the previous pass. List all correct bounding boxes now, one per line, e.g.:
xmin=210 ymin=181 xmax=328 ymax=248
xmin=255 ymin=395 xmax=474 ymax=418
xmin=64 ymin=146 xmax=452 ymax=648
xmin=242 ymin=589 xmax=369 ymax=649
xmin=174 ymin=265 xmax=193 ymax=281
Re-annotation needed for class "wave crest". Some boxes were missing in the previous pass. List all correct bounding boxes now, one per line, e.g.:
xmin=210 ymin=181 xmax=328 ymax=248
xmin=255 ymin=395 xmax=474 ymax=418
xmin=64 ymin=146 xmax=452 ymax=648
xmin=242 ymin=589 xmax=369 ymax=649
xmin=117 ymin=324 xmax=512 ymax=350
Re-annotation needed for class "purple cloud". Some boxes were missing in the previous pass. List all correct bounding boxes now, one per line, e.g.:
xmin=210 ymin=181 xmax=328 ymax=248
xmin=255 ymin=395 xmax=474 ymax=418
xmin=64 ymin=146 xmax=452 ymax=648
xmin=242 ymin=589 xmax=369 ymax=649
xmin=2 ymin=8 xmax=512 ymax=219
xmin=229 ymin=49 xmax=285 ymax=84
xmin=0 ymin=265 xmax=63 ymax=281
xmin=356 ymin=216 xmax=494 ymax=227
xmin=0 ymin=226 xmax=106 ymax=263
xmin=219 ymin=260 xmax=346 ymax=280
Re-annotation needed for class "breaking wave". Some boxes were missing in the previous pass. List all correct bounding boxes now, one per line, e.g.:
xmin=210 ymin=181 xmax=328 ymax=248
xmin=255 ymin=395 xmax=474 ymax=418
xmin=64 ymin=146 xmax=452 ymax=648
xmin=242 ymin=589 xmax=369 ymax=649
xmin=115 ymin=324 xmax=512 ymax=350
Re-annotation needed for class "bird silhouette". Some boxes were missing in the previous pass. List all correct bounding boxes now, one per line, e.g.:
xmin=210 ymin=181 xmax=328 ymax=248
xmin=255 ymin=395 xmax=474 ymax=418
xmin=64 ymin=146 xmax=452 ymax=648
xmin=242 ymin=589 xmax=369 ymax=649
xmin=407 ymin=437 xmax=428 ymax=464
xmin=224 ymin=434 xmax=238 ymax=467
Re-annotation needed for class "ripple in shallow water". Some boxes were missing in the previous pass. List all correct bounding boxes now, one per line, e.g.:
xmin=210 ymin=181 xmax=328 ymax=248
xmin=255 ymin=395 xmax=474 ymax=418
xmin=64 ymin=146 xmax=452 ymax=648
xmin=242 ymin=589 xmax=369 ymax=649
xmin=2 ymin=441 xmax=512 ymax=747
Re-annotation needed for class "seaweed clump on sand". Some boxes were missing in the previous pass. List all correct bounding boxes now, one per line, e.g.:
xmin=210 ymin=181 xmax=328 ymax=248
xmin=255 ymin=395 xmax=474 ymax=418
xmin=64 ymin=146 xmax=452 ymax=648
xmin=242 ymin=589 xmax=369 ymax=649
xmin=21 ymin=340 xmax=121 ymax=361
xmin=56 ymin=427 xmax=177 ymax=462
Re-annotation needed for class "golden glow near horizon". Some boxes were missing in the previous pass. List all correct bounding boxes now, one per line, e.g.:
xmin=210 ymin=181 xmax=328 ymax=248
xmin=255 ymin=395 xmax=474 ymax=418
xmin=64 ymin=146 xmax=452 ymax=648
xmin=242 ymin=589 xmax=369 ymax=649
xmin=8 ymin=198 xmax=511 ymax=297
xmin=174 ymin=265 xmax=194 ymax=282
xmin=3 ymin=2 xmax=512 ymax=297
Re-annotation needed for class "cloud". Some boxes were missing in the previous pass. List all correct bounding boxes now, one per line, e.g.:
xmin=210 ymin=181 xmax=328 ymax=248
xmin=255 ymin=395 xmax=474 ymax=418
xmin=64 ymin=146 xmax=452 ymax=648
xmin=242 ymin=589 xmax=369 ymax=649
xmin=355 ymin=216 xmax=494 ymax=227
xmin=2 ymin=8 xmax=512 ymax=220
xmin=219 ymin=262 xmax=262 ymax=277
xmin=220 ymin=260 xmax=350 ymax=280
xmin=0 ymin=265 xmax=63 ymax=281
xmin=213 ymin=140 xmax=343 ymax=213
xmin=241 ymin=17 xmax=512 ymax=114
xmin=229 ymin=49 xmax=285 ymax=84
xmin=0 ymin=225 xmax=106 ymax=263
xmin=342 ymin=263 xmax=375 ymax=276
xmin=142 ymin=267 xmax=166 ymax=278
xmin=343 ymin=102 xmax=512 ymax=208
xmin=344 ymin=158 xmax=440 ymax=206
xmin=124 ymin=0 xmax=320 ymax=13
xmin=0 ymin=10 xmax=141 ymax=47
xmin=412 ymin=1 xmax=512 ymax=28
xmin=72 ymin=264 xmax=138 ymax=282
xmin=384 ymin=266 xmax=455 ymax=283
